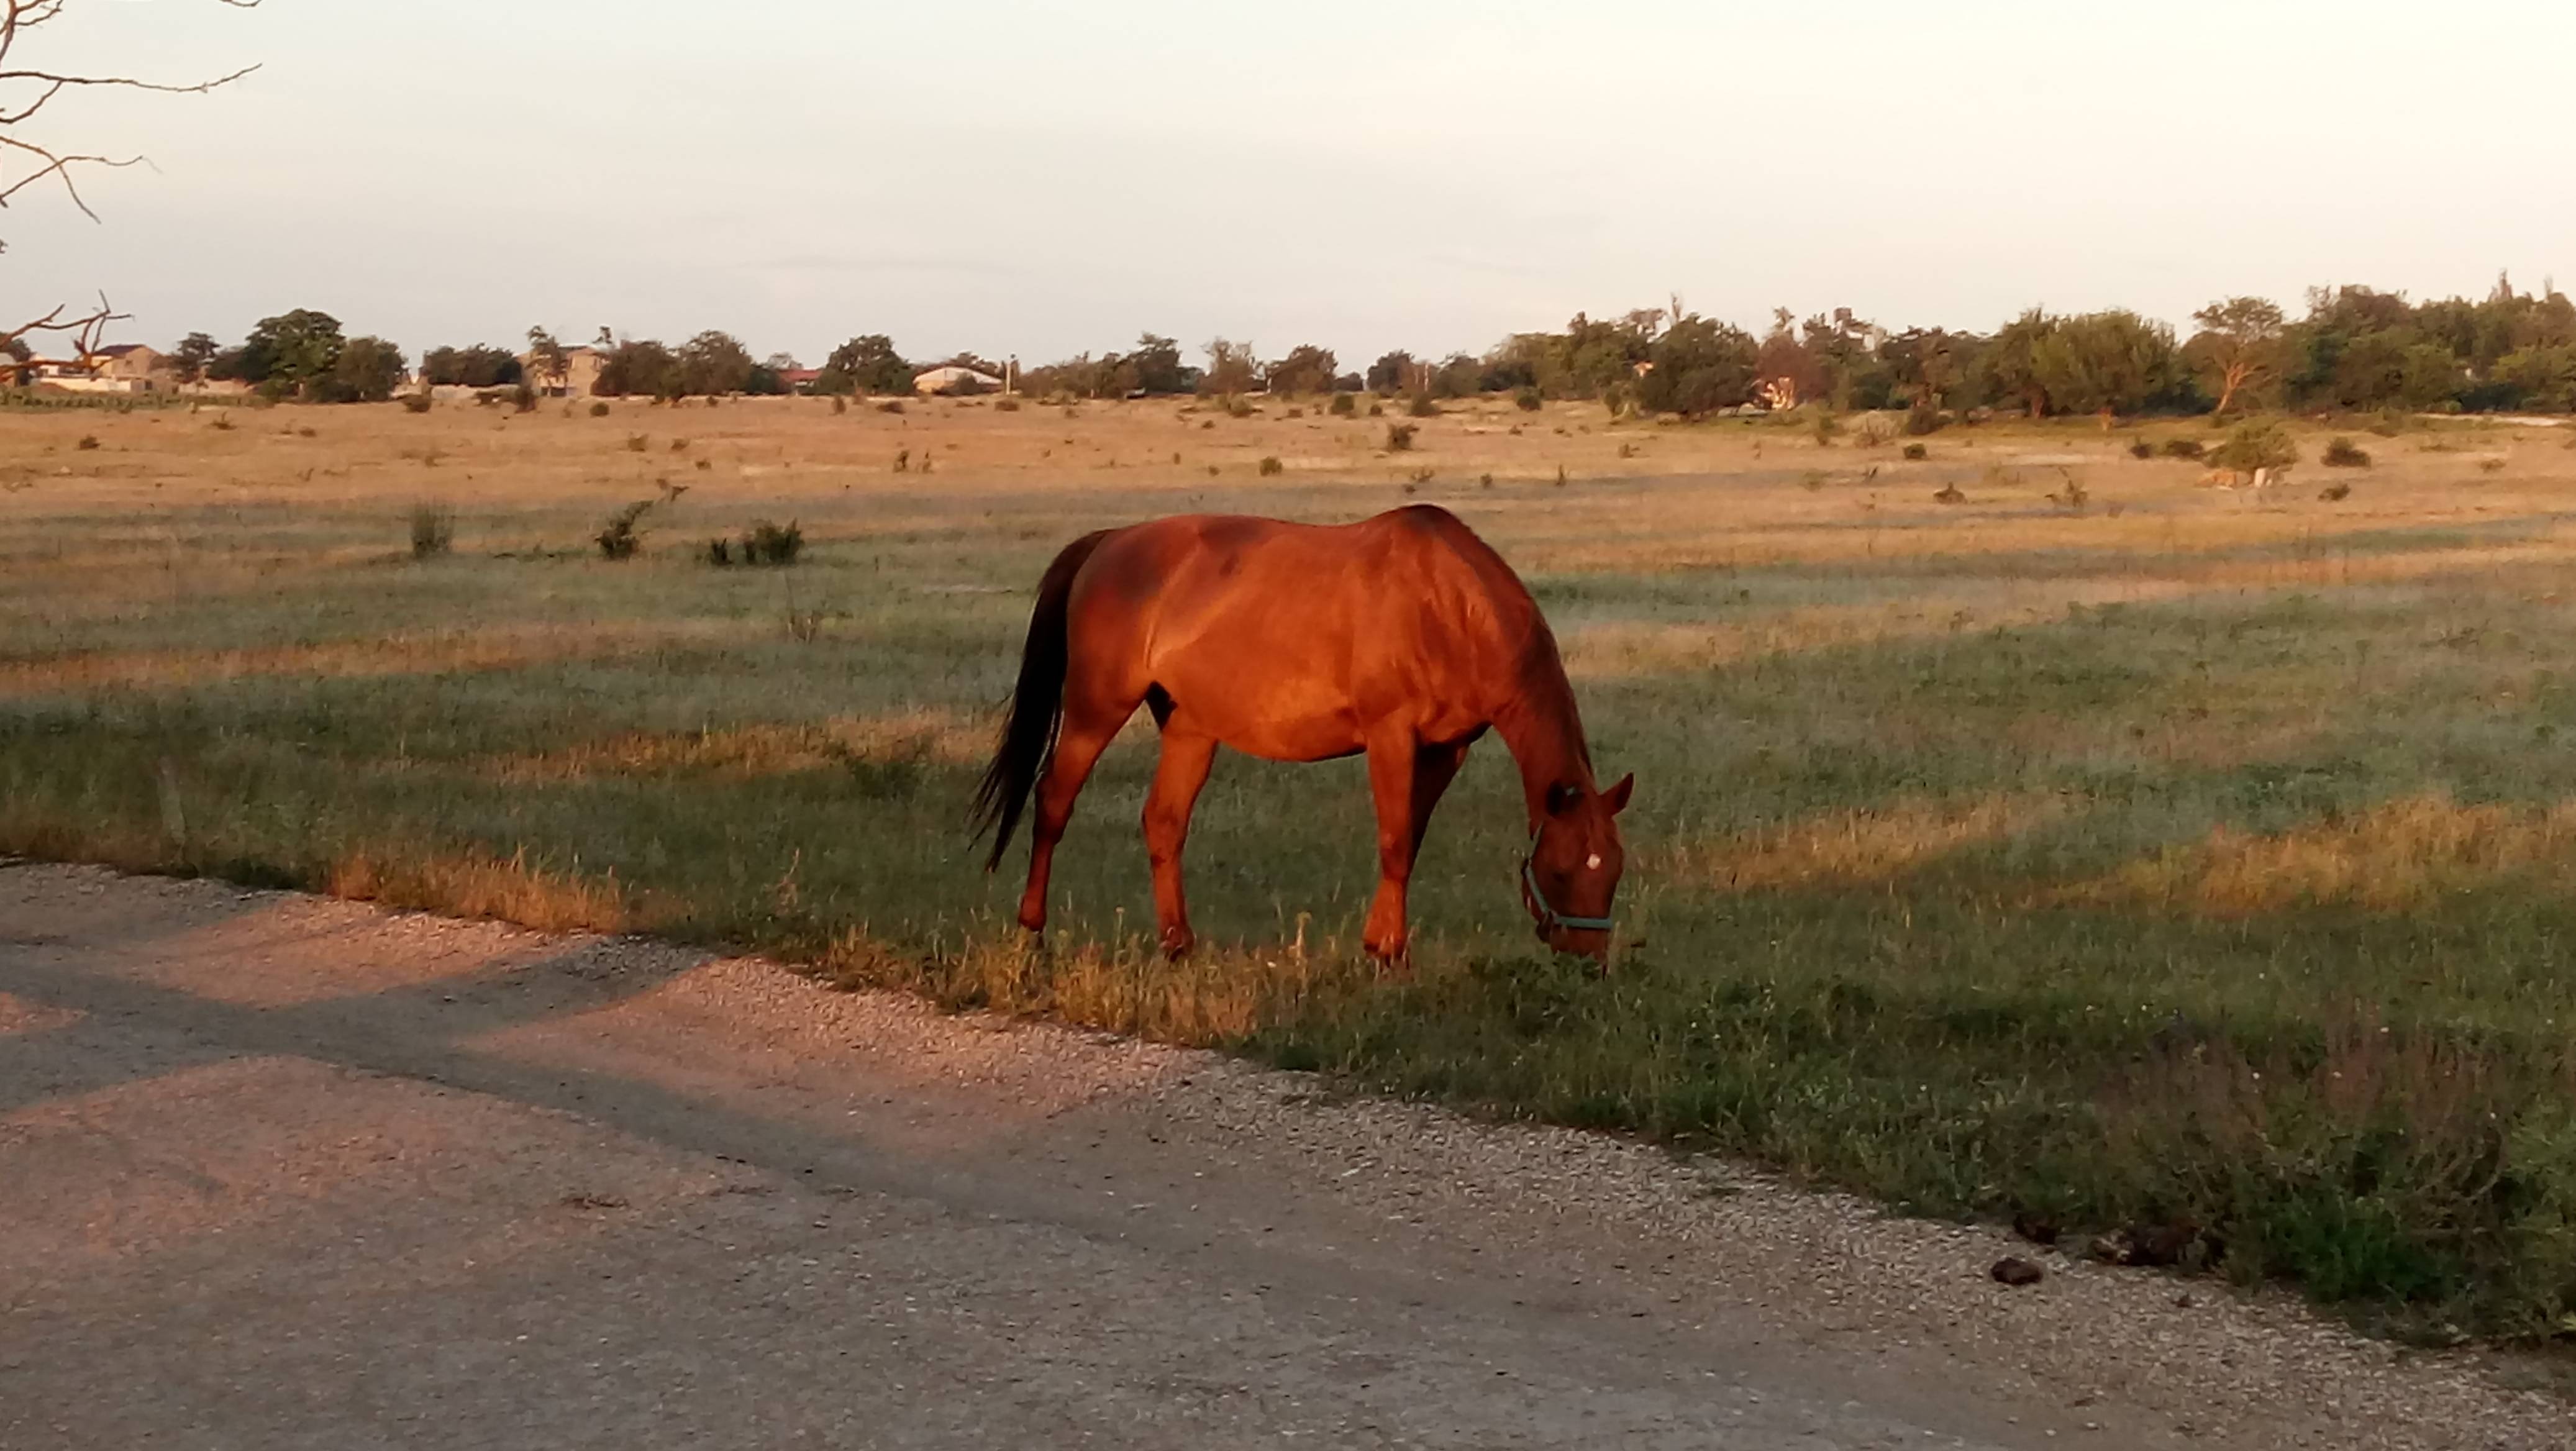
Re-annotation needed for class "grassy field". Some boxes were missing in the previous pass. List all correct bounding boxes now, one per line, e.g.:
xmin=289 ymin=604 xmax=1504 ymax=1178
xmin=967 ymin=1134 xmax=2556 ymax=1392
xmin=7 ymin=392 xmax=2576 ymax=1341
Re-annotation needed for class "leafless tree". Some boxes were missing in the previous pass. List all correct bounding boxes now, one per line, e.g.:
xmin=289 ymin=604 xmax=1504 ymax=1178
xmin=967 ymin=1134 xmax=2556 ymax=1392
xmin=0 ymin=0 xmax=260 ymax=371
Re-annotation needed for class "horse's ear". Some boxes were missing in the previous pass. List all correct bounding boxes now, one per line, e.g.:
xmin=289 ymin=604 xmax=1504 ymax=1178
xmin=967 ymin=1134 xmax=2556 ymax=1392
xmin=1545 ymin=782 xmax=1582 ymax=817
xmin=1604 ymin=774 xmax=1634 ymax=814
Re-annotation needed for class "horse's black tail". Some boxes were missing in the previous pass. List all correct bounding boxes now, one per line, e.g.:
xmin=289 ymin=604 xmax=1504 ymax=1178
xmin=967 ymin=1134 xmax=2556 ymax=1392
xmin=972 ymin=529 xmax=1114 ymax=871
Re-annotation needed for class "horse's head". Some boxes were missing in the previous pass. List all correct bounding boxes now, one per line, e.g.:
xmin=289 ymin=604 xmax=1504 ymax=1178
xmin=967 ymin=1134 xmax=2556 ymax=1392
xmin=1521 ymin=773 xmax=1633 ymax=962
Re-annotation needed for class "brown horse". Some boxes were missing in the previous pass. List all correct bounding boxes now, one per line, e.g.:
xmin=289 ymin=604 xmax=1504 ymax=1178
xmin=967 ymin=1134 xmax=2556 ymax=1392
xmin=972 ymin=504 xmax=1632 ymax=963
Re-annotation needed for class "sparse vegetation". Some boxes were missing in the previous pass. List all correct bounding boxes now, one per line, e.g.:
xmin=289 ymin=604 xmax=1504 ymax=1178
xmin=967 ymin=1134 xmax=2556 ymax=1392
xmin=1903 ymin=443 xmax=1929 ymax=461
xmin=407 ymin=501 xmax=453 ymax=558
xmin=2323 ymin=437 xmax=2372 ymax=467
xmin=594 ymin=499 xmax=652 ymax=560
xmin=1514 ymin=386 xmax=1542 ymax=412
xmin=1407 ymin=394 xmax=1440 ymax=418
xmin=1329 ymin=393 xmax=1356 ymax=417
xmin=2160 ymin=437 xmax=2206 ymax=460
xmin=590 ymin=401 xmax=612 ymax=418
xmin=1258 ymin=456 xmax=1283 ymax=476
xmin=401 ymin=393 xmax=434 ymax=414
xmin=1385 ymin=422 xmax=1418 ymax=452
xmin=75 ymin=434 xmax=99 ymax=451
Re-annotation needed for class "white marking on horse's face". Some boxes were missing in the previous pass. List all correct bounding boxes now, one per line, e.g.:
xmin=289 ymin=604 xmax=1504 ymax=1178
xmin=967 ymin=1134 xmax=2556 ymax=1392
xmin=1586 ymin=853 xmax=1603 ymax=870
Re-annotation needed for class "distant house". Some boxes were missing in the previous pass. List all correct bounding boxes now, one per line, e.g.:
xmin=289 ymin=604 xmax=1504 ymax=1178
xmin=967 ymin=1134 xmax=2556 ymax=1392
xmin=521 ymin=345 xmax=609 ymax=398
xmin=35 ymin=343 xmax=175 ymax=394
xmin=912 ymin=364 xmax=1004 ymax=396
xmin=777 ymin=367 xmax=822 ymax=393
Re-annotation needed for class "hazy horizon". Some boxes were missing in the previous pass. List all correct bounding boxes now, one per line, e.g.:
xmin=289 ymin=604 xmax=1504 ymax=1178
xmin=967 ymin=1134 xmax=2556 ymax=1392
xmin=19 ymin=0 xmax=2576 ymax=368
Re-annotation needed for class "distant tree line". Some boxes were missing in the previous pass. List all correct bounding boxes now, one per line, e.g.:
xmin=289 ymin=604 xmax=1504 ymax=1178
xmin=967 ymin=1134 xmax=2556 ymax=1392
xmin=152 ymin=274 xmax=2576 ymax=417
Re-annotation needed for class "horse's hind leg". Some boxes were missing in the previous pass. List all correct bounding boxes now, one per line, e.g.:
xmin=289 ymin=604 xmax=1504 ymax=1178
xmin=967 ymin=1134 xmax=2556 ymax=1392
xmin=1015 ymin=702 xmax=1124 ymax=935
xmin=1141 ymin=729 xmax=1217 ymax=958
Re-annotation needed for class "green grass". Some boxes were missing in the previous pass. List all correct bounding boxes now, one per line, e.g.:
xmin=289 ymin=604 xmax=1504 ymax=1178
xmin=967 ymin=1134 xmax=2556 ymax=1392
xmin=7 ymin=406 xmax=2576 ymax=1343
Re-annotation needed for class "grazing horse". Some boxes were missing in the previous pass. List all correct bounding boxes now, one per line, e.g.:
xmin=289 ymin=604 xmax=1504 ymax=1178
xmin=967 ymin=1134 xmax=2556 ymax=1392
xmin=972 ymin=504 xmax=1633 ymax=965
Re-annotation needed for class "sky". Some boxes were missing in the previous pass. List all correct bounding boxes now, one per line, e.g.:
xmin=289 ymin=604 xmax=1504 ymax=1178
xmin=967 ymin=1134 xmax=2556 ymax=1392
xmin=16 ymin=0 xmax=2576 ymax=369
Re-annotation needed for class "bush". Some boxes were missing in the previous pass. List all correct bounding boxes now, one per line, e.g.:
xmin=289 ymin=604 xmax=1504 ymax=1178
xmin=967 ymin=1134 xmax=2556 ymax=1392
xmin=1385 ymin=422 xmax=1418 ymax=452
xmin=1811 ymin=411 xmax=1842 ymax=447
xmin=994 ymin=397 xmax=1020 ymax=412
xmin=626 ymin=433 xmax=649 ymax=452
xmin=2211 ymin=418 xmax=2299 ymax=477
xmin=75 ymin=434 xmax=100 ymax=451
xmin=1852 ymin=414 xmax=1894 ymax=448
xmin=2322 ymin=437 xmax=2372 ymax=467
xmin=512 ymin=383 xmax=537 ymax=412
xmin=1514 ymin=386 xmax=1543 ymax=412
xmin=408 ymin=502 xmax=453 ymax=558
xmin=1328 ymin=393 xmax=1356 ymax=417
xmin=2128 ymin=440 xmax=2155 ymax=459
xmin=831 ymin=396 xmax=848 ymax=415
xmin=1903 ymin=403 xmax=1944 ymax=435
xmin=670 ymin=437 xmax=691 ymax=453
xmin=2368 ymin=409 xmax=2406 ymax=438
xmin=589 ymin=400 xmax=612 ymax=418
xmin=704 ymin=538 xmax=732 ymax=566
xmin=1257 ymin=455 xmax=1283 ymax=476
xmin=1407 ymin=394 xmax=1440 ymax=417
xmin=1366 ymin=401 xmax=1385 ymax=417
xmin=401 ymin=393 xmax=434 ymax=415
xmin=1902 ymin=442 xmax=1929 ymax=461
xmin=878 ymin=399 xmax=906 ymax=415
xmin=742 ymin=519 xmax=803 ymax=565
xmin=2159 ymin=437 xmax=2206 ymax=460
xmin=596 ymin=500 xmax=652 ymax=560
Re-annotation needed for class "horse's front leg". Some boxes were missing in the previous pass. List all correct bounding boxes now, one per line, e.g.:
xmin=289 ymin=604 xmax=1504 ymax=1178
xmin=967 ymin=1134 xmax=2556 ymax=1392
xmin=1360 ymin=730 xmax=1420 ymax=965
xmin=1142 ymin=729 xmax=1217 ymax=958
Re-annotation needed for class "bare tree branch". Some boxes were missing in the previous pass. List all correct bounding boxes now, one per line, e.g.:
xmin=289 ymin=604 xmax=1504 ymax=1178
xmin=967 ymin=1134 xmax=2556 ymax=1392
xmin=1 ymin=0 xmax=257 ymax=371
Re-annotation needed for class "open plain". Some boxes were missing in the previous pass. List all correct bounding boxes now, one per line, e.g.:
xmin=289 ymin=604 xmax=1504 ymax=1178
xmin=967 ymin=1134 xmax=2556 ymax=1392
xmin=5 ymin=393 xmax=2576 ymax=1355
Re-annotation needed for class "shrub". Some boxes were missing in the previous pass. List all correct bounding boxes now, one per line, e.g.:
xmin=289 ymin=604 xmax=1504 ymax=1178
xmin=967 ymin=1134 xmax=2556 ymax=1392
xmin=1903 ymin=443 xmax=1929 ymax=461
xmin=1385 ymin=422 xmax=1418 ymax=452
xmin=1257 ymin=456 xmax=1283 ymax=476
xmin=2322 ymin=437 xmax=2372 ymax=467
xmin=1366 ymin=401 xmax=1385 ymax=417
xmin=1407 ymin=394 xmax=1439 ymax=417
xmin=670 ymin=437 xmax=690 ymax=453
xmin=75 ymin=434 xmax=100 ymax=451
xmin=512 ymin=383 xmax=538 ymax=412
xmin=1811 ymin=411 xmax=1842 ymax=447
xmin=878 ymin=399 xmax=906 ymax=415
xmin=742 ymin=519 xmax=803 ymax=565
xmin=831 ymin=396 xmax=848 ymax=415
xmin=994 ymin=397 xmax=1020 ymax=412
xmin=408 ymin=501 xmax=453 ymax=558
xmin=1852 ymin=414 xmax=1895 ymax=448
xmin=2159 ymin=437 xmax=2206 ymax=460
xmin=1224 ymin=396 xmax=1256 ymax=419
xmin=1903 ymin=403 xmax=1944 ymax=436
xmin=1329 ymin=393 xmax=1356 ymax=417
xmin=626 ymin=433 xmax=649 ymax=452
xmin=1514 ymin=386 xmax=1543 ymax=412
xmin=705 ymin=538 xmax=732 ymax=566
xmin=2478 ymin=456 xmax=2507 ymax=474
xmin=209 ymin=414 xmax=236 ymax=431
xmin=596 ymin=500 xmax=652 ymax=560
xmin=401 ymin=393 xmax=434 ymax=415
xmin=589 ymin=400 xmax=612 ymax=418
xmin=2128 ymin=440 xmax=2155 ymax=459
xmin=1480 ymin=472 xmax=1495 ymax=487
xmin=2211 ymin=418 xmax=2299 ymax=477
xmin=2368 ymin=409 xmax=2406 ymax=438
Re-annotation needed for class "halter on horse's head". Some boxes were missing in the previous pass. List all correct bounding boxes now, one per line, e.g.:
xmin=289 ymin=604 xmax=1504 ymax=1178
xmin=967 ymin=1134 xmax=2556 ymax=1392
xmin=1520 ymin=775 xmax=1633 ymax=961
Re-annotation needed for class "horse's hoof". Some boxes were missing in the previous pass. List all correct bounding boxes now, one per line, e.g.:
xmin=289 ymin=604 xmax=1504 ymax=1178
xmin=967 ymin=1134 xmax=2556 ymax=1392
xmin=1160 ymin=932 xmax=1195 ymax=962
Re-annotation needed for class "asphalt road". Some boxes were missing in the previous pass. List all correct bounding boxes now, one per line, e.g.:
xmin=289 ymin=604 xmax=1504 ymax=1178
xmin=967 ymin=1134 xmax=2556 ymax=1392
xmin=0 ymin=864 xmax=2559 ymax=1449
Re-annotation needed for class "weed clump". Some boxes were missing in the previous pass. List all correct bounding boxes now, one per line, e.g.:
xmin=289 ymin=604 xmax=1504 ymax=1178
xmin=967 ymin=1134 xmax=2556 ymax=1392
xmin=2160 ymin=437 xmax=2206 ymax=460
xmin=625 ymin=433 xmax=649 ymax=453
xmin=1385 ymin=422 xmax=1418 ymax=452
xmin=408 ymin=501 xmax=453 ymax=558
xmin=1903 ymin=442 xmax=1929 ymax=461
xmin=709 ymin=519 xmax=803 ymax=566
xmin=1514 ymin=386 xmax=1543 ymax=412
xmin=2322 ymin=437 xmax=2372 ymax=468
xmin=1407 ymin=394 xmax=1440 ymax=418
xmin=75 ymin=434 xmax=101 ymax=451
xmin=1328 ymin=393 xmax=1356 ymax=417
xmin=1257 ymin=456 xmax=1284 ymax=476
xmin=589 ymin=400 xmax=612 ymax=418
xmin=401 ymin=393 xmax=434 ymax=414
xmin=596 ymin=499 xmax=652 ymax=560
xmin=878 ymin=399 xmax=906 ymax=416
